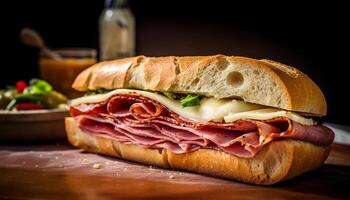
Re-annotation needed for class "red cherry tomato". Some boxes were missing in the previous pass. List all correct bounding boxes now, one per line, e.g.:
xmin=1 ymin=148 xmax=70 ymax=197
xmin=15 ymin=80 xmax=27 ymax=93
xmin=16 ymin=102 xmax=43 ymax=110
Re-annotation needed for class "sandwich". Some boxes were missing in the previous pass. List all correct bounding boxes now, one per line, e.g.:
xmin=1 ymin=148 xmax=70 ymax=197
xmin=65 ymin=55 xmax=334 ymax=185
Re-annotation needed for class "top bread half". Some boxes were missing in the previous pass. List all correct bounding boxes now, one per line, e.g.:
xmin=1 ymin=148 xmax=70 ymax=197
xmin=72 ymin=55 xmax=327 ymax=116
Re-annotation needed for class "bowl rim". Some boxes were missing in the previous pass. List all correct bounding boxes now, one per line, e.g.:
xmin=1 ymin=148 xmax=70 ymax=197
xmin=0 ymin=108 xmax=69 ymax=122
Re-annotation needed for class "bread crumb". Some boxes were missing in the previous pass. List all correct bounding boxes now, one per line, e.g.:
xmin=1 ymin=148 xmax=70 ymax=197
xmin=169 ymin=175 xmax=174 ymax=179
xmin=82 ymin=158 xmax=89 ymax=163
xmin=55 ymin=156 xmax=58 ymax=160
xmin=123 ymin=167 xmax=128 ymax=171
xmin=93 ymin=163 xmax=103 ymax=169
xmin=105 ymin=162 xmax=110 ymax=165
xmin=35 ymin=164 xmax=39 ymax=168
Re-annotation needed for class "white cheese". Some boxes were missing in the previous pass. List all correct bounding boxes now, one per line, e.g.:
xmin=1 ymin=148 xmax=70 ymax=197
xmin=70 ymin=89 xmax=314 ymax=125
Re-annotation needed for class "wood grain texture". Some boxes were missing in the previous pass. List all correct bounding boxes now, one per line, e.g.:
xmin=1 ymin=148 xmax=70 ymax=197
xmin=0 ymin=143 xmax=348 ymax=199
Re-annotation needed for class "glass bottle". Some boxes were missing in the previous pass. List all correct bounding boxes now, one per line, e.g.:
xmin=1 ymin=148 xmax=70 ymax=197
xmin=99 ymin=0 xmax=135 ymax=60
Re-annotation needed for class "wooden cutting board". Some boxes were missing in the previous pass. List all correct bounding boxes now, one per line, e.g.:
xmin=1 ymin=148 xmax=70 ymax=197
xmin=0 ymin=143 xmax=349 ymax=200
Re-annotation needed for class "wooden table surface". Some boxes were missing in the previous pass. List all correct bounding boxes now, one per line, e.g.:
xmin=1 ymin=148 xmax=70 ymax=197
xmin=0 ymin=143 xmax=349 ymax=200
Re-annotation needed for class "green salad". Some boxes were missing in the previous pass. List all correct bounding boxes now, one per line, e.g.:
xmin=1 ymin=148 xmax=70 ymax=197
xmin=0 ymin=79 xmax=68 ymax=111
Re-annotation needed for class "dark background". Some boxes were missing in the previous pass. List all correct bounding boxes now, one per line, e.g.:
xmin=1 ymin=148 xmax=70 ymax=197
xmin=1 ymin=1 xmax=348 ymax=125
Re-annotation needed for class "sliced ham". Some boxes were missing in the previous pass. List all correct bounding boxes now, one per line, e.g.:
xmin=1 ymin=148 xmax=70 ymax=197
xmin=70 ymin=94 xmax=335 ymax=158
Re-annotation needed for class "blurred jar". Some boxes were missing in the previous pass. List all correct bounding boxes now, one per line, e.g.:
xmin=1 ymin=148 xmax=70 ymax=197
xmin=99 ymin=0 xmax=135 ymax=60
xmin=39 ymin=49 xmax=97 ymax=98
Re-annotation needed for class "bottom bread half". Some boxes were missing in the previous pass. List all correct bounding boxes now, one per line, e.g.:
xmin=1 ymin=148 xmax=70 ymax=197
xmin=65 ymin=117 xmax=330 ymax=185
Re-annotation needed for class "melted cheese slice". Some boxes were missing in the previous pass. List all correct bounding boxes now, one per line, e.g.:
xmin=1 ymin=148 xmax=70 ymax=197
xmin=70 ymin=89 xmax=314 ymax=125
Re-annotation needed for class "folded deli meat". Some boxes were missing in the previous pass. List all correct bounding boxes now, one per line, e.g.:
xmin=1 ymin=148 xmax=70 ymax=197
xmin=70 ymin=93 xmax=334 ymax=158
xmin=67 ymin=56 xmax=336 ymax=184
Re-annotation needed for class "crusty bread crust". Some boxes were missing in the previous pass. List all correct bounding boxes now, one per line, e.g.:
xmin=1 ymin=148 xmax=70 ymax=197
xmin=65 ymin=117 xmax=330 ymax=185
xmin=72 ymin=55 xmax=326 ymax=116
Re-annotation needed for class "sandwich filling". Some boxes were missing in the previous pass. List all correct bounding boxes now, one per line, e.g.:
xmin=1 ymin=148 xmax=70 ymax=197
xmin=69 ymin=89 xmax=334 ymax=158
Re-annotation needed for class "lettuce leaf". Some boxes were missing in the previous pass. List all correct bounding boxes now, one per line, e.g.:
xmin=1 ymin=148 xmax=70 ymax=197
xmin=84 ymin=88 xmax=111 ymax=96
xmin=180 ymin=94 xmax=201 ymax=107
xmin=162 ymin=91 xmax=178 ymax=100
xmin=161 ymin=91 xmax=201 ymax=107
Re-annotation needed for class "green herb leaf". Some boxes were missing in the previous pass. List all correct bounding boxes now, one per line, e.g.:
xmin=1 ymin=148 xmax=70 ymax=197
xmin=29 ymin=79 xmax=52 ymax=93
xmin=162 ymin=92 xmax=178 ymax=100
xmin=84 ymin=88 xmax=111 ymax=96
xmin=84 ymin=91 xmax=96 ymax=96
xmin=96 ymin=88 xmax=110 ymax=94
xmin=180 ymin=94 xmax=201 ymax=107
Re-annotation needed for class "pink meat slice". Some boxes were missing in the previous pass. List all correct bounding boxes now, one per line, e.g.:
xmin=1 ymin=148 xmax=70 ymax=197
xmin=70 ymin=94 xmax=335 ymax=158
